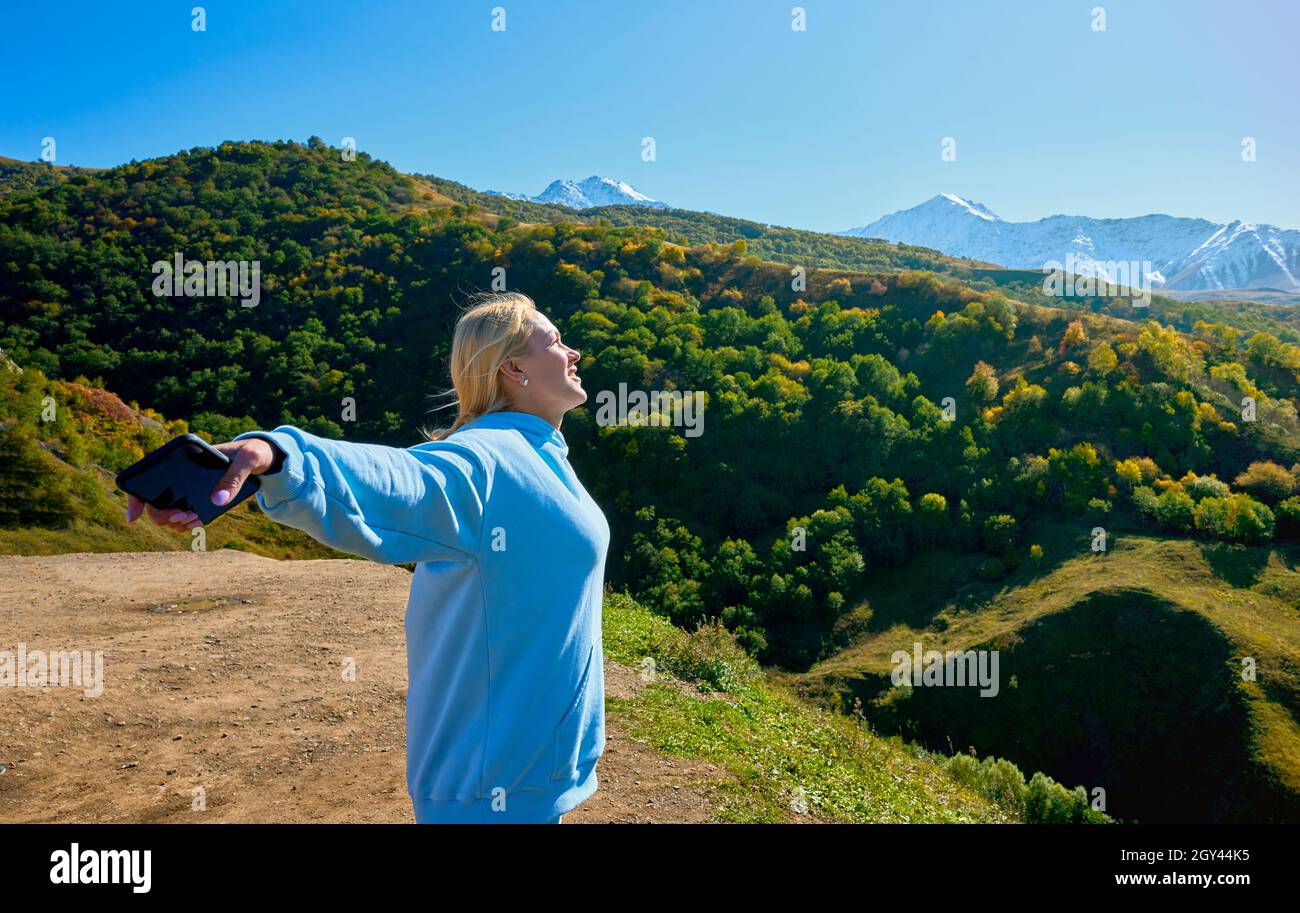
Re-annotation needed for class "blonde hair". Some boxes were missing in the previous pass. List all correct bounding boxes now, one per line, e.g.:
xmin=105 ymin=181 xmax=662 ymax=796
xmin=421 ymin=291 xmax=539 ymax=442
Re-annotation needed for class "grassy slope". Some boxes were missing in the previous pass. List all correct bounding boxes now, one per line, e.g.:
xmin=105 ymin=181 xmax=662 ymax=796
xmin=601 ymin=591 xmax=1014 ymax=822
xmin=786 ymin=533 xmax=1300 ymax=808
xmin=0 ymin=362 xmax=351 ymax=561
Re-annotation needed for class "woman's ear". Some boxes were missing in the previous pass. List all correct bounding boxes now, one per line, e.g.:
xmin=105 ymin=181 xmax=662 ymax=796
xmin=499 ymin=358 xmax=528 ymax=387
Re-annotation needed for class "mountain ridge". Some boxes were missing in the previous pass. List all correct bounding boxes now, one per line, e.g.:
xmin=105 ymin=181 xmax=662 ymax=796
xmin=845 ymin=193 xmax=1300 ymax=293
xmin=486 ymin=174 xmax=668 ymax=209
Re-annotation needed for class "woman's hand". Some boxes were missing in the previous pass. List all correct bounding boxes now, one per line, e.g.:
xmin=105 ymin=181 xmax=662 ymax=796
xmin=124 ymin=437 xmax=280 ymax=531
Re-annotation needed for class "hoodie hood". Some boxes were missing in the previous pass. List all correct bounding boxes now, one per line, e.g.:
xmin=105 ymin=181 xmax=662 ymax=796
xmin=461 ymin=410 xmax=569 ymax=458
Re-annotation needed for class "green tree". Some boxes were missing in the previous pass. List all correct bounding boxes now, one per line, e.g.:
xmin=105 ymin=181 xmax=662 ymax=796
xmin=965 ymin=361 xmax=999 ymax=402
xmin=1088 ymin=341 xmax=1118 ymax=375
xmin=1154 ymin=489 xmax=1195 ymax=532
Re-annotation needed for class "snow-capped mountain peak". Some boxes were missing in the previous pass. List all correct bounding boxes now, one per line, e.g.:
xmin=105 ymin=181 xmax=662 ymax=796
xmin=934 ymin=193 xmax=1002 ymax=222
xmin=485 ymin=175 xmax=667 ymax=210
xmin=535 ymin=179 xmax=590 ymax=208
xmin=578 ymin=176 xmax=659 ymax=206
xmin=843 ymin=195 xmax=1300 ymax=292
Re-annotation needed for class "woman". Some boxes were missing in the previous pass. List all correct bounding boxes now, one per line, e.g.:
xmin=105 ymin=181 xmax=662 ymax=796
xmin=126 ymin=292 xmax=608 ymax=824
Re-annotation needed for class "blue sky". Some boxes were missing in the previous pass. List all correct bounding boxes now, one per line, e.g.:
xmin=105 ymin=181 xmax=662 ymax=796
xmin=2 ymin=0 xmax=1297 ymax=231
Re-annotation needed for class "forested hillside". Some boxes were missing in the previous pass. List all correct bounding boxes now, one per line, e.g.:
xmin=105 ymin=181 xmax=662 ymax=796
xmin=423 ymin=173 xmax=1300 ymax=346
xmin=2 ymin=139 xmax=1297 ymax=821
xmin=0 ymin=156 xmax=97 ymax=197
xmin=421 ymin=173 xmax=1001 ymax=275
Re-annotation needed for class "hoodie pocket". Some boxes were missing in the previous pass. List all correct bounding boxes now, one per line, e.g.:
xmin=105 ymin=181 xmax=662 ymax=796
xmin=551 ymin=644 xmax=604 ymax=782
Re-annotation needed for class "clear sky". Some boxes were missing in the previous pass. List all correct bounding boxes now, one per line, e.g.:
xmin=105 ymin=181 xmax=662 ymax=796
xmin=2 ymin=0 xmax=1297 ymax=232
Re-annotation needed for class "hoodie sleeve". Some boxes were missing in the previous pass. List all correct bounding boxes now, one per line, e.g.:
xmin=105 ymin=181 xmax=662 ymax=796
xmin=230 ymin=425 xmax=487 ymax=565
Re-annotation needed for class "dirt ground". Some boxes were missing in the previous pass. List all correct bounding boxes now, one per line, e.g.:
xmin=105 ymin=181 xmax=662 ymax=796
xmin=0 ymin=550 xmax=732 ymax=824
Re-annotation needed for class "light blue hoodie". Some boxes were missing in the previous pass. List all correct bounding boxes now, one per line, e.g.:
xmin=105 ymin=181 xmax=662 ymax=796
xmin=232 ymin=410 xmax=610 ymax=823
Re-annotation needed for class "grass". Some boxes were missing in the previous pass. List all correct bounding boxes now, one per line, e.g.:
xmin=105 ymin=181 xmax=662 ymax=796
xmin=601 ymin=590 xmax=1016 ymax=823
xmin=796 ymin=532 xmax=1300 ymax=818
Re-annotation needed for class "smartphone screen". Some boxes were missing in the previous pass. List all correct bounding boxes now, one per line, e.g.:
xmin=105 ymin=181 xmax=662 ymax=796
xmin=119 ymin=438 xmax=260 ymax=525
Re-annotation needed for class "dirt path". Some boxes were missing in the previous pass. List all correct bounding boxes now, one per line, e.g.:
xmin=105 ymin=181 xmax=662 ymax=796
xmin=0 ymin=551 xmax=727 ymax=823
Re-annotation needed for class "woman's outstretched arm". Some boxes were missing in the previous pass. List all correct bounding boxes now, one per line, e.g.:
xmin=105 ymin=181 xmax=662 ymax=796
xmin=221 ymin=425 xmax=488 ymax=565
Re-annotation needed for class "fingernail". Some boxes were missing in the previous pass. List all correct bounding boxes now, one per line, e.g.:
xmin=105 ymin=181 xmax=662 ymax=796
xmin=212 ymin=490 xmax=231 ymax=506
xmin=169 ymin=512 xmax=187 ymax=522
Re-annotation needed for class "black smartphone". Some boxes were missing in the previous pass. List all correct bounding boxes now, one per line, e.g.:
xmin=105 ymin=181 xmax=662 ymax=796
xmin=115 ymin=433 xmax=260 ymax=525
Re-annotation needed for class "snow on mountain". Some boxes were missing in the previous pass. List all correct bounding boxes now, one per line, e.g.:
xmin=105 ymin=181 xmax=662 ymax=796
xmin=937 ymin=192 xmax=1001 ymax=222
xmin=482 ymin=189 xmax=531 ymax=202
xmin=534 ymin=180 xmax=592 ymax=208
xmin=485 ymin=175 xmax=668 ymax=210
xmin=843 ymin=194 xmax=1300 ymax=292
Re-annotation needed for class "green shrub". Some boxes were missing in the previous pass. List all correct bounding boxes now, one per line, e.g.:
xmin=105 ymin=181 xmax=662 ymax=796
xmin=1132 ymin=485 xmax=1159 ymax=519
xmin=978 ymin=557 xmax=1006 ymax=580
xmin=1195 ymin=494 xmax=1276 ymax=542
xmin=978 ymin=756 xmax=1027 ymax=817
xmin=652 ymin=615 xmax=765 ymax=694
xmin=1024 ymin=771 xmax=1107 ymax=823
xmin=1276 ymin=497 xmax=1300 ymax=539
xmin=942 ymin=752 xmax=1110 ymax=822
xmin=981 ymin=514 xmax=1018 ymax=554
xmin=945 ymin=752 xmax=980 ymax=788
xmin=1184 ymin=474 xmax=1229 ymax=500
xmin=1154 ymin=489 xmax=1195 ymax=532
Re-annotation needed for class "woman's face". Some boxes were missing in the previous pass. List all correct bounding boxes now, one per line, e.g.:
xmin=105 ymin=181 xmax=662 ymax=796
xmin=503 ymin=311 xmax=586 ymax=418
